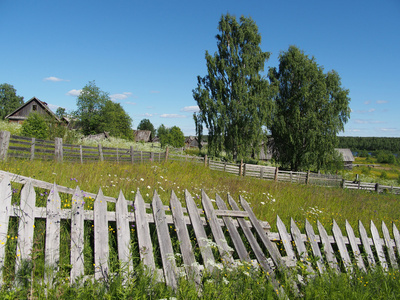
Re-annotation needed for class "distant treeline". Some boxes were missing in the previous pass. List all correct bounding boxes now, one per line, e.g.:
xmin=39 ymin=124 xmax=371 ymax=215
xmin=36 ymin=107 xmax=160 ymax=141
xmin=338 ymin=137 xmax=400 ymax=152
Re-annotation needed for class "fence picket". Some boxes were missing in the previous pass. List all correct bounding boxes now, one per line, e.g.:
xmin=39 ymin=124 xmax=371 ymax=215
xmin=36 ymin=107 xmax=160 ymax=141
xmin=170 ymin=190 xmax=201 ymax=285
xmin=115 ymin=191 xmax=133 ymax=272
xmin=393 ymin=223 xmax=400 ymax=259
xmin=290 ymin=218 xmax=314 ymax=274
xmin=0 ymin=175 xmax=12 ymax=277
xmin=184 ymin=189 xmax=215 ymax=270
xmin=215 ymin=194 xmax=250 ymax=262
xmin=370 ymin=220 xmax=388 ymax=270
xmin=332 ymin=220 xmax=353 ymax=273
xmin=94 ymin=188 xmax=109 ymax=280
xmin=276 ymin=215 xmax=296 ymax=266
xmin=305 ymin=219 xmax=325 ymax=274
xmin=358 ymin=220 xmax=376 ymax=268
xmin=16 ymin=179 xmax=37 ymax=267
xmin=382 ymin=221 xmax=398 ymax=269
xmin=70 ymin=186 xmax=85 ymax=281
xmin=317 ymin=220 xmax=340 ymax=272
xmin=201 ymin=190 xmax=234 ymax=265
xmin=152 ymin=191 xmax=177 ymax=289
xmin=345 ymin=220 xmax=366 ymax=272
xmin=134 ymin=189 xmax=155 ymax=271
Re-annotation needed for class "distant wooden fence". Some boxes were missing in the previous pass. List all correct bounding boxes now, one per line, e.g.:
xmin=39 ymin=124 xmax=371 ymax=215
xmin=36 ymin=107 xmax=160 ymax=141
xmin=0 ymin=131 xmax=167 ymax=164
xmin=1 ymin=170 xmax=400 ymax=293
xmin=1 ymin=131 xmax=399 ymax=194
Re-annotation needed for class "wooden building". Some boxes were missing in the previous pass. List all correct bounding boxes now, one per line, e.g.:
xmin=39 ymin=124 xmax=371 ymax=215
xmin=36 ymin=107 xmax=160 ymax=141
xmin=5 ymin=97 xmax=67 ymax=125
xmin=335 ymin=148 xmax=355 ymax=169
xmin=133 ymin=130 xmax=152 ymax=142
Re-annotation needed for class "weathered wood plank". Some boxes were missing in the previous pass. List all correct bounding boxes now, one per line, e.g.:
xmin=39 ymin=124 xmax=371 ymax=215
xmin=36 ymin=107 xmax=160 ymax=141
xmin=240 ymin=196 xmax=286 ymax=270
xmin=134 ymin=189 xmax=155 ymax=271
xmin=170 ymin=190 xmax=201 ymax=285
xmin=152 ymin=191 xmax=177 ymax=289
xmin=358 ymin=220 xmax=376 ymax=268
xmin=14 ymin=179 xmax=37 ymax=261
xmin=184 ymin=189 xmax=215 ymax=270
xmin=332 ymin=219 xmax=353 ymax=273
xmin=94 ymin=188 xmax=109 ymax=280
xmin=317 ymin=220 xmax=340 ymax=272
xmin=45 ymin=183 xmax=61 ymax=271
xmin=0 ymin=174 xmax=12 ymax=276
xmin=215 ymin=194 xmax=250 ymax=262
xmin=305 ymin=219 xmax=325 ymax=274
xmin=370 ymin=220 xmax=388 ymax=270
xmin=201 ymin=190 xmax=234 ymax=265
xmin=393 ymin=223 xmax=400 ymax=262
xmin=115 ymin=190 xmax=133 ymax=272
xmin=291 ymin=218 xmax=314 ymax=274
xmin=228 ymin=195 xmax=286 ymax=298
xmin=70 ymin=186 xmax=85 ymax=282
xmin=382 ymin=221 xmax=398 ymax=269
xmin=277 ymin=215 xmax=296 ymax=266
xmin=345 ymin=220 xmax=366 ymax=272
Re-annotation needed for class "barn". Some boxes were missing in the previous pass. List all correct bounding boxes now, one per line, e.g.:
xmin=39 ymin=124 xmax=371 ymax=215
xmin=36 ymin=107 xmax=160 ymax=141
xmin=335 ymin=148 xmax=355 ymax=169
xmin=5 ymin=97 xmax=68 ymax=125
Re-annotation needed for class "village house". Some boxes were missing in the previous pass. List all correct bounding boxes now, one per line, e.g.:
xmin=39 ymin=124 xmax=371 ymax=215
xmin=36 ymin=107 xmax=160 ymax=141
xmin=5 ymin=97 xmax=69 ymax=125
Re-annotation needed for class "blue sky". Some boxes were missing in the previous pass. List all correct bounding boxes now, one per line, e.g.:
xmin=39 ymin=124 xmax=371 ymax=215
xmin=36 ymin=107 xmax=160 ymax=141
xmin=1 ymin=0 xmax=399 ymax=137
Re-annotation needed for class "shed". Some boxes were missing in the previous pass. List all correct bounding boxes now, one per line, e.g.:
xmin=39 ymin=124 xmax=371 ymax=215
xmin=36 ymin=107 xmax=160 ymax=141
xmin=134 ymin=130 xmax=151 ymax=142
xmin=335 ymin=148 xmax=355 ymax=169
xmin=5 ymin=97 xmax=67 ymax=125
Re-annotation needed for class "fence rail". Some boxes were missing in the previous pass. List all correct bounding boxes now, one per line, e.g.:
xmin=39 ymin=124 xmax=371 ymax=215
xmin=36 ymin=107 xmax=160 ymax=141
xmin=1 ymin=131 xmax=399 ymax=194
xmin=0 ymin=171 xmax=399 ymax=293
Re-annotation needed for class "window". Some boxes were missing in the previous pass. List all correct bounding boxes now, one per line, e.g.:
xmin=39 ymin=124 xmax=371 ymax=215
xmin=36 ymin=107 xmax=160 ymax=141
xmin=32 ymin=105 xmax=37 ymax=111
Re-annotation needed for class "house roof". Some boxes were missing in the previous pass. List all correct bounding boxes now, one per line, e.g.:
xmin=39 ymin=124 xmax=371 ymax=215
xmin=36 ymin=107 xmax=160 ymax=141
xmin=335 ymin=148 xmax=355 ymax=162
xmin=5 ymin=97 xmax=62 ymax=122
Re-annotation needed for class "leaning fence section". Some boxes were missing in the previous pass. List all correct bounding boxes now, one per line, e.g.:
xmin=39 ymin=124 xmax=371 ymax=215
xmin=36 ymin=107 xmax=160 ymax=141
xmin=0 ymin=171 xmax=400 ymax=292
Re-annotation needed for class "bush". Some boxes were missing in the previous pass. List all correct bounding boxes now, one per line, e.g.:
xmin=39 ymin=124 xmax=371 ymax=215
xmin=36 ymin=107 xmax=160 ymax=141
xmin=376 ymin=150 xmax=396 ymax=164
xmin=380 ymin=171 xmax=388 ymax=179
xmin=21 ymin=112 xmax=49 ymax=139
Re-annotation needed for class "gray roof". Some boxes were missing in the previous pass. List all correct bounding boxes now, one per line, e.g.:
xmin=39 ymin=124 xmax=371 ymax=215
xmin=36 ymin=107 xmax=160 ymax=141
xmin=335 ymin=148 xmax=355 ymax=162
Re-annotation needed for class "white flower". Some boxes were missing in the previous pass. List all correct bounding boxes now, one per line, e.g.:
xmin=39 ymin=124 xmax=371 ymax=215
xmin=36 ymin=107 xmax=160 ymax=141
xmin=131 ymin=191 xmax=135 ymax=194
xmin=146 ymin=193 xmax=149 ymax=197
xmin=223 ymin=277 xmax=229 ymax=285
xmin=261 ymin=202 xmax=265 ymax=205
xmin=147 ymin=185 xmax=151 ymax=189
xmin=243 ymin=271 xmax=250 ymax=277
xmin=140 ymin=178 xmax=144 ymax=181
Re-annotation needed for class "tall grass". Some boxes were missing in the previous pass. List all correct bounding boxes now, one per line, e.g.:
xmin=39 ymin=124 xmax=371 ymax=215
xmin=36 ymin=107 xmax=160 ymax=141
xmin=1 ymin=158 xmax=400 ymax=298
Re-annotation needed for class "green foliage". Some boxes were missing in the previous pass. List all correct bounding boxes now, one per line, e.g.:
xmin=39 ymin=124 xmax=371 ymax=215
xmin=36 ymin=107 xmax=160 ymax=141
xmin=380 ymin=170 xmax=388 ymax=179
xmin=376 ymin=150 xmax=396 ymax=164
xmin=269 ymin=46 xmax=351 ymax=171
xmin=74 ymin=81 xmax=132 ymax=139
xmin=99 ymin=100 xmax=133 ymax=140
xmin=358 ymin=149 xmax=370 ymax=157
xmin=137 ymin=118 xmax=155 ymax=139
xmin=0 ymin=120 xmax=22 ymax=135
xmin=193 ymin=14 xmax=273 ymax=160
xmin=338 ymin=136 xmax=400 ymax=153
xmin=157 ymin=124 xmax=185 ymax=148
xmin=55 ymin=107 xmax=66 ymax=119
xmin=0 ymin=83 xmax=24 ymax=120
xmin=21 ymin=112 xmax=49 ymax=139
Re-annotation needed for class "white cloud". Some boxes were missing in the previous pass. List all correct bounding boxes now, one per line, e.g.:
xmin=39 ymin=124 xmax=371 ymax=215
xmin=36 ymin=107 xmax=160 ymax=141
xmin=363 ymin=101 xmax=371 ymax=105
xmin=125 ymin=101 xmax=137 ymax=105
xmin=66 ymin=89 xmax=82 ymax=96
xmin=379 ymin=128 xmax=396 ymax=132
xmin=44 ymin=76 xmax=70 ymax=82
xmin=150 ymin=90 xmax=160 ymax=94
xmin=110 ymin=92 xmax=133 ymax=101
xmin=160 ymin=114 xmax=186 ymax=118
xmin=368 ymin=108 xmax=376 ymax=113
xmin=181 ymin=105 xmax=200 ymax=112
xmin=376 ymin=100 xmax=388 ymax=104
xmin=354 ymin=119 xmax=384 ymax=124
xmin=143 ymin=113 xmax=153 ymax=117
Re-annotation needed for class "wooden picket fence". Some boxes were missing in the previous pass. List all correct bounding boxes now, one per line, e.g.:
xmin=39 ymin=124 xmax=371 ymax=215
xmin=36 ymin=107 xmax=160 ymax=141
xmin=0 ymin=170 xmax=399 ymax=294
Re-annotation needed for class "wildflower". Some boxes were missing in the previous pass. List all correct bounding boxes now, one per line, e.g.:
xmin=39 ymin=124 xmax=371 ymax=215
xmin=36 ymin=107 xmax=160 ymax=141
xmin=140 ymin=178 xmax=144 ymax=181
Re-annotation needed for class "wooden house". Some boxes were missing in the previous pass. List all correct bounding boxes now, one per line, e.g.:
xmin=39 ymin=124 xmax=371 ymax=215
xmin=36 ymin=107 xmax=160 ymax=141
xmin=134 ymin=130 xmax=151 ymax=142
xmin=335 ymin=148 xmax=355 ymax=169
xmin=5 ymin=97 xmax=68 ymax=125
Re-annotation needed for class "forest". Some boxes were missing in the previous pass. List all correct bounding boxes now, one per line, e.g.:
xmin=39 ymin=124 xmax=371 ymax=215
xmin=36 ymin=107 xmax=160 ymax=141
xmin=338 ymin=136 xmax=400 ymax=152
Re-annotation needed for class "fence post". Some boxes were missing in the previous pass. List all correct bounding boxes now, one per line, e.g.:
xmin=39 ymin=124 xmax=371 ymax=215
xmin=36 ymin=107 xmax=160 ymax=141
xmin=165 ymin=147 xmax=169 ymax=162
xmin=274 ymin=167 xmax=279 ymax=181
xmin=116 ymin=148 xmax=119 ymax=163
xmin=98 ymin=144 xmax=104 ymax=162
xmin=150 ymin=152 xmax=154 ymax=162
xmin=341 ymin=179 xmax=346 ymax=189
xmin=30 ymin=138 xmax=35 ymax=161
xmin=224 ymin=162 xmax=227 ymax=172
xmin=306 ymin=170 xmax=310 ymax=185
xmin=243 ymin=163 xmax=246 ymax=177
xmin=140 ymin=151 xmax=143 ymax=163
xmin=79 ymin=145 xmax=83 ymax=164
xmin=260 ymin=167 xmax=264 ymax=179
xmin=239 ymin=159 xmax=243 ymax=176
xmin=375 ymin=183 xmax=380 ymax=194
xmin=0 ymin=131 xmax=10 ymax=161
xmin=158 ymin=152 xmax=161 ymax=163
xmin=54 ymin=137 xmax=63 ymax=162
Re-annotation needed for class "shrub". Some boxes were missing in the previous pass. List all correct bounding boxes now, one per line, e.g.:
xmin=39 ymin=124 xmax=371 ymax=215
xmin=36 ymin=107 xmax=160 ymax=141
xmin=21 ymin=112 xmax=49 ymax=139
